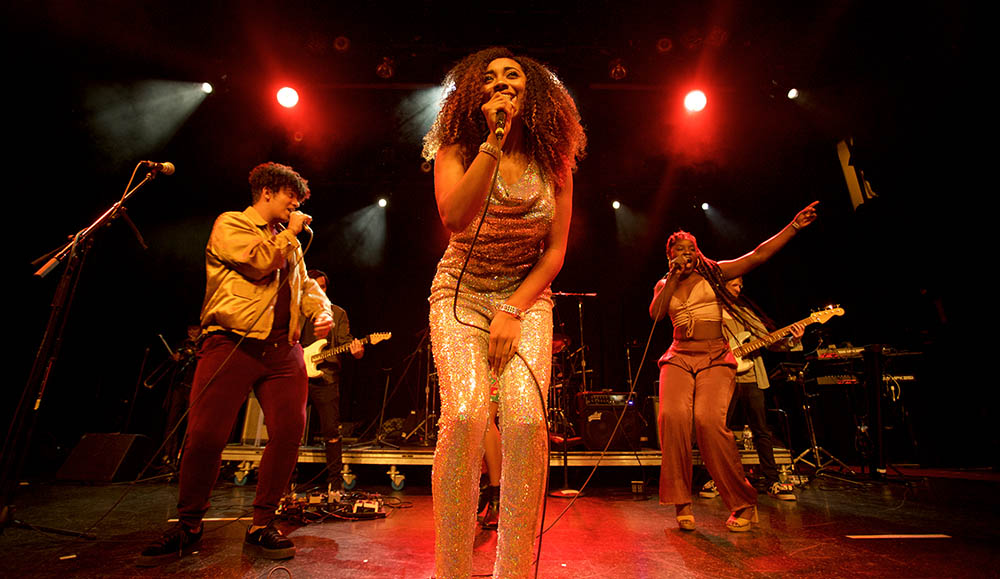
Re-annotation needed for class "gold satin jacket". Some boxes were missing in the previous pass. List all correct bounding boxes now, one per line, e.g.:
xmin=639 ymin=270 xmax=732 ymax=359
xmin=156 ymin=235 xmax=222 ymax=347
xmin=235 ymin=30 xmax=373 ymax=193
xmin=199 ymin=206 xmax=330 ymax=343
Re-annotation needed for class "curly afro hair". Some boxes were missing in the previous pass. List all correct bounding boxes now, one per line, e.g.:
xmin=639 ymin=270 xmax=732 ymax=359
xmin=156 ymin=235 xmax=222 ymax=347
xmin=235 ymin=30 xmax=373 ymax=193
xmin=422 ymin=47 xmax=586 ymax=188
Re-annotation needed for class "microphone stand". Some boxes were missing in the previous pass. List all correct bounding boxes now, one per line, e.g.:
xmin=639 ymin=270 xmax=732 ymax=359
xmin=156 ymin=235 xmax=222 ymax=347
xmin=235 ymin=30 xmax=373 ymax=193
xmin=1 ymin=165 xmax=160 ymax=538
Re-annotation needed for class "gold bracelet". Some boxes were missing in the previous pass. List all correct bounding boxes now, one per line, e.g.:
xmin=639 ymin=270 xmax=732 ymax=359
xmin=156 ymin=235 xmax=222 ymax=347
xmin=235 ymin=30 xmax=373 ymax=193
xmin=791 ymin=221 xmax=801 ymax=231
xmin=496 ymin=302 xmax=523 ymax=320
xmin=479 ymin=142 xmax=500 ymax=160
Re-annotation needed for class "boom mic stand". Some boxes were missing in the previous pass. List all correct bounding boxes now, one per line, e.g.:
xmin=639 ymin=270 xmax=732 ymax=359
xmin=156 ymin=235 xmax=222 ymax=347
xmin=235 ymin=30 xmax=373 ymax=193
xmin=2 ymin=163 xmax=165 ymax=537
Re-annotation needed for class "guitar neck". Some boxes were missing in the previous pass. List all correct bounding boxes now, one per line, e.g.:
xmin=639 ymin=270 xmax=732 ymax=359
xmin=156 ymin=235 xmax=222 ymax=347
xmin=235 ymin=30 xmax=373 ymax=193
xmin=318 ymin=336 xmax=371 ymax=361
xmin=734 ymin=315 xmax=812 ymax=358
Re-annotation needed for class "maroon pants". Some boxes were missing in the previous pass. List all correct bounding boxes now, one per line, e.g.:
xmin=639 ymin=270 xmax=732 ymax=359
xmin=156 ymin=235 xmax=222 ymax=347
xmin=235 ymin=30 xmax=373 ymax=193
xmin=657 ymin=339 xmax=757 ymax=512
xmin=178 ymin=333 xmax=307 ymax=527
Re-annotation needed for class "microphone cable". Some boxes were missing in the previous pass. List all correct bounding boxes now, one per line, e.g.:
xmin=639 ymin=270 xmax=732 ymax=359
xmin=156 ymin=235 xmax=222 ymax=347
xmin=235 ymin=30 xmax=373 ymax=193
xmin=446 ymin=148 xmax=551 ymax=579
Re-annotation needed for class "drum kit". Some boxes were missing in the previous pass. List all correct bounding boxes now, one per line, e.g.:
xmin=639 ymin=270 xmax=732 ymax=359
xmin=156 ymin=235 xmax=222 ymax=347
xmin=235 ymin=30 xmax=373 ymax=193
xmin=401 ymin=291 xmax=602 ymax=447
xmin=547 ymin=291 xmax=598 ymax=440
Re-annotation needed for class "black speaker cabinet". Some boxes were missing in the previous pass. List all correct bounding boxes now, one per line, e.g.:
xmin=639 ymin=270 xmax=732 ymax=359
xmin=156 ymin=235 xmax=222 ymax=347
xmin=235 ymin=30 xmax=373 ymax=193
xmin=576 ymin=392 xmax=642 ymax=451
xmin=56 ymin=433 xmax=153 ymax=482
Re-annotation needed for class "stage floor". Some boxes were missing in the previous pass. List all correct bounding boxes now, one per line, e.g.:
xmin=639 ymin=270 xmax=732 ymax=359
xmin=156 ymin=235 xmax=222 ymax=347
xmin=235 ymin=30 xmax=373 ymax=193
xmin=2 ymin=466 xmax=998 ymax=578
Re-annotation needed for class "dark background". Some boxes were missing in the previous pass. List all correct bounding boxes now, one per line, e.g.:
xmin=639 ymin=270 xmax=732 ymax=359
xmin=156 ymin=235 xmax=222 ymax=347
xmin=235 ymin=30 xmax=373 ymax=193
xmin=5 ymin=1 xmax=981 ymax=475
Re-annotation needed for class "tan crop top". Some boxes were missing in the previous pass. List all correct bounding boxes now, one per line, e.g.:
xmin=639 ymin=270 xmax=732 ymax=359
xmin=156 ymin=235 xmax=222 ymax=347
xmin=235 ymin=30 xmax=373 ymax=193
xmin=669 ymin=278 xmax=722 ymax=338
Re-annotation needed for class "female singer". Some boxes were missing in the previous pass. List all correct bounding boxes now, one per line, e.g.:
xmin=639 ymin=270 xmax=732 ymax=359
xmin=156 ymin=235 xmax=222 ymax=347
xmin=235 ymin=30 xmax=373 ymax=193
xmin=422 ymin=47 xmax=585 ymax=577
xmin=649 ymin=202 xmax=818 ymax=532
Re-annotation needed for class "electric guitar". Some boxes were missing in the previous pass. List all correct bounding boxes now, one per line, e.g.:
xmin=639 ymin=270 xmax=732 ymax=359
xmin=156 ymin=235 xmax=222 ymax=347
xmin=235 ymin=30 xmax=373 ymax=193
xmin=303 ymin=332 xmax=391 ymax=378
xmin=730 ymin=307 xmax=844 ymax=373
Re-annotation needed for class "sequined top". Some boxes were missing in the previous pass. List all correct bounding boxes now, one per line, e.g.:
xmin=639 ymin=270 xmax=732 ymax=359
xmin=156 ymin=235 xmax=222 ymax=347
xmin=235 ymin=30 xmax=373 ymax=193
xmin=429 ymin=161 xmax=555 ymax=313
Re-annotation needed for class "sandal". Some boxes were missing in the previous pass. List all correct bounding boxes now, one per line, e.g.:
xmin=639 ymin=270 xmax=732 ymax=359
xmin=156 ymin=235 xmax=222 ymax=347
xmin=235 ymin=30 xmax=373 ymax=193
xmin=725 ymin=505 xmax=758 ymax=532
xmin=675 ymin=504 xmax=695 ymax=531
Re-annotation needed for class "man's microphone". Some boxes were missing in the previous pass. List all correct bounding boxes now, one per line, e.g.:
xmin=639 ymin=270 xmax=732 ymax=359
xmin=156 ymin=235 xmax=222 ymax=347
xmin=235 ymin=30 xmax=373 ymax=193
xmin=494 ymin=110 xmax=507 ymax=140
xmin=142 ymin=160 xmax=175 ymax=175
xmin=291 ymin=211 xmax=313 ymax=236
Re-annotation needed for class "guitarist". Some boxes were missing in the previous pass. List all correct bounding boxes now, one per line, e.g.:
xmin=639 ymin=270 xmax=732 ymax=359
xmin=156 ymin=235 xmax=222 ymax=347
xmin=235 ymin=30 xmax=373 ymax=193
xmin=302 ymin=269 xmax=364 ymax=491
xmin=703 ymin=276 xmax=804 ymax=502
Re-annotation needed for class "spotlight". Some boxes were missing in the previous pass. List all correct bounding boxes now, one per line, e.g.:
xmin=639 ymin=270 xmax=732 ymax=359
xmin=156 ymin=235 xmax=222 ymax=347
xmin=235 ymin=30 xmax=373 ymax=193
xmin=701 ymin=202 xmax=709 ymax=211
xmin=378 ymin=198 xmax=387 ymax=208
xmin=787 ymin=88 xmax=799 ymax=100
xmin=684 ymin=90 xmax=707 ymax=113
xmin=612 ymin=200 xmax=621 ymax=210
xmin=656 ymin=38 xmax=674 ymax=54
xmin=608 ymin=59 xmax=627 ymax=81
xmin=277 ymin=87 xmax=299 ymax=108
xmin=201 ymin=82 xmax=213 ymax=94
xmin=333 ymin=36 xmax=351 ymax=52
xmin=376 ymin=57 xmax=396 ymax=80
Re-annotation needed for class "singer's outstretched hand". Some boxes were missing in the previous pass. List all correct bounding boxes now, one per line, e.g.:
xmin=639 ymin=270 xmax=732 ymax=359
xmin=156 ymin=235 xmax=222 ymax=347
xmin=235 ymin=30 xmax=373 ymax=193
xmin=792 ymin=201 xmax=819 ymax=230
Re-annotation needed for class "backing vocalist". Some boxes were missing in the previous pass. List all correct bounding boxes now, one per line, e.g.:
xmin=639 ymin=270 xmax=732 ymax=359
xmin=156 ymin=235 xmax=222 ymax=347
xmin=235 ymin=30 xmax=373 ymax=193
xmin=649 ymin=201 xmax=817 ymax=533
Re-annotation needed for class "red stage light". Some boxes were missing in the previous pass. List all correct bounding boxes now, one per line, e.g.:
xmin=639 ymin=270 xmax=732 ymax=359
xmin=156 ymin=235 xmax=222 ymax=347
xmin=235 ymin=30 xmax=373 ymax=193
xmin=276 ymin=87 xmax=299 ymax=108
xmin=684 ymin=90 xmax=707 ymax=113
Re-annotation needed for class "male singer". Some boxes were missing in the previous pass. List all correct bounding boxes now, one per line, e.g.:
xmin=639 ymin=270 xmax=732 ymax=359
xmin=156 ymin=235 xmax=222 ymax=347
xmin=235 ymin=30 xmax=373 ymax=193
xmin=139 ymin=162 xmax=332 ymax=566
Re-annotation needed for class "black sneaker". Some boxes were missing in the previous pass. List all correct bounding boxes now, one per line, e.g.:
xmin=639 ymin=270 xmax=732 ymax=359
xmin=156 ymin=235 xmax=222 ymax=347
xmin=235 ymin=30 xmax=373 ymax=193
xmin=244 ymin=521 xmax=296 ymax=560
xmin=137 ymin=523 xmax=202 ymax=567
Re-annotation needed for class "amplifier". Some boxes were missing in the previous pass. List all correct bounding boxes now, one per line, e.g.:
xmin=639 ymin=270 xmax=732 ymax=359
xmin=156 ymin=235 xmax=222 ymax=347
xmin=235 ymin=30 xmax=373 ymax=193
xmin=576 ymin=391 xmax=641 ymax=451
xmin=577 ymin=391 xmax=632 ymax=409
xmin=242 ymin=393 xmax=310 ymax=446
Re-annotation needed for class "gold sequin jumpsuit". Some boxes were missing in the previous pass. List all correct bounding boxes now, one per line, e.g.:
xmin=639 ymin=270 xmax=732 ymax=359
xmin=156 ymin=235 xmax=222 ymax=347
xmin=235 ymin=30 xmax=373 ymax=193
xmin=429 ymin=161 xmax=553 ymax=578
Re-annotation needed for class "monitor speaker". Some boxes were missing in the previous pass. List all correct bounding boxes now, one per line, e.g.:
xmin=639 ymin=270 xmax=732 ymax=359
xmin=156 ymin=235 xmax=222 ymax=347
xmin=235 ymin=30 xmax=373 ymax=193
xmin=56 ymin=433 xmax=152 ymax=482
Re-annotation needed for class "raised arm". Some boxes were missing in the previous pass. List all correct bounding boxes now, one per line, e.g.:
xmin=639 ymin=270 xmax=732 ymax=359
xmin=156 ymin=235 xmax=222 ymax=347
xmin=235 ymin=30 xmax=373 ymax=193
xmin=718 ymin=201 xmax=818 ymax=279
xmin=208 ymin=212 xmax=300 ymax=281
xmin=433 ymin=93 xmax=517 ymax=232
xmin=649 ymin=266 xmax=683 ymax=322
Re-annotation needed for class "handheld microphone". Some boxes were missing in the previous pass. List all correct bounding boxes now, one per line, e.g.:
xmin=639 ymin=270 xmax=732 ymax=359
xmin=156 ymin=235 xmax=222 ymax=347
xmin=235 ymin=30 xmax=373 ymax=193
xmin=291 ymin=211 xmax=313 ymax=236
xmin=665 ymin=255 xmax=688 ymax=276
xmin=142 ymin=160 xmax=175 ymax=175
xmin=494 ymin=110 xmax=507 ymax=140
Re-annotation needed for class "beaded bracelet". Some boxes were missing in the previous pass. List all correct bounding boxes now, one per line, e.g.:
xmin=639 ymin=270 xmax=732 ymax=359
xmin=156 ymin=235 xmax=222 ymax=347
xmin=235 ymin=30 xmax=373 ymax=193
xmin=479 ymin=141 xmax=500 ymax=160
xmin=496 ymin=302 xmax=523 ymax=320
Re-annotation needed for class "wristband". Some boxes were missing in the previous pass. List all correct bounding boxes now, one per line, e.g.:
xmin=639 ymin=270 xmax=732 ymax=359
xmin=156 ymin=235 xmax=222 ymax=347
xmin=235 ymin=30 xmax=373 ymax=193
xmin=496 ymin=302 xmax=523 ymax=320
xmin=479 ymin=142 xmax=500 ymax=160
